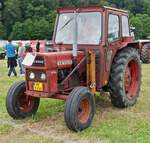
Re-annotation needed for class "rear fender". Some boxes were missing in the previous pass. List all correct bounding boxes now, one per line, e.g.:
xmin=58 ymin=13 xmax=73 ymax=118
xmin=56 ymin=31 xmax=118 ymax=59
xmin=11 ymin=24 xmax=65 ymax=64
xmin=127 ymin=40 xmax=150 ymax=52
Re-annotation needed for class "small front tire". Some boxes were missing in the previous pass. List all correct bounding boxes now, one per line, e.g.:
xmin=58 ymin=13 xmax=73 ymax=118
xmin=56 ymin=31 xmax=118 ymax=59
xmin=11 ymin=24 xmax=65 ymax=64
xmin=64 ymin=87 xmax=96 ymax=132
xmin=6 ymin=81 xmax=40 ymax=119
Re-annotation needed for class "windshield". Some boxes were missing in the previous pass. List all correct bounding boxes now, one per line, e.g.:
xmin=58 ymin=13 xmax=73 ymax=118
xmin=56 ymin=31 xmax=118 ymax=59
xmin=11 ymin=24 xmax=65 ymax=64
xmin=55 ymin=12 xmax=102 ymax=45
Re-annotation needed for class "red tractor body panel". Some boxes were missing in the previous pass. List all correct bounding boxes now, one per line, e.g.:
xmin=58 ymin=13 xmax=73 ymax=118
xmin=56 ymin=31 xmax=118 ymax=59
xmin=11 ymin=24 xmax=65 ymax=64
xmin=25 ymin=51 xmax=85 ymax=98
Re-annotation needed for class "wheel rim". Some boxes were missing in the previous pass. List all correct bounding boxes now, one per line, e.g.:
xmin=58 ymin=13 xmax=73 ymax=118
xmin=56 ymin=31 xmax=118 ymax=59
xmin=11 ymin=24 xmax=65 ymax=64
xmin=77 ymin=97 xmax=91 ymax=124
xmin=124 ymin=60 xmax=140 ymax=99
xmin=18 ymin=93 xmax=35 ymax=113
xmin=147 ymin=49 xmax=150 ymax=59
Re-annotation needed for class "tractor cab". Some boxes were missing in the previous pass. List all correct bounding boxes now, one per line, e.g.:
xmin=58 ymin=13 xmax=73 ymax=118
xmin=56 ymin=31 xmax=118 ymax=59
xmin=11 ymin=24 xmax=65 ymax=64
xmin=53 ymin=6 xmax=133 ymax=49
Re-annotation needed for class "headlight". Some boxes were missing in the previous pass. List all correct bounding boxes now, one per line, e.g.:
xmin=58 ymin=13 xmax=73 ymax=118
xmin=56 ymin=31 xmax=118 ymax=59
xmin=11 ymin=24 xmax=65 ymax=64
xmin=29 ymin=72 xmax=35 ymax=79
xmin=40 ymin=73 xmax=46 ymax=80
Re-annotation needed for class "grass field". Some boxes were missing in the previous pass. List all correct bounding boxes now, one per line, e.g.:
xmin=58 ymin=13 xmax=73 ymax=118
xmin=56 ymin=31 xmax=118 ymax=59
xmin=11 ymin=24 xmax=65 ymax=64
xmin=0 ymin=59 xmax=150 ymax=143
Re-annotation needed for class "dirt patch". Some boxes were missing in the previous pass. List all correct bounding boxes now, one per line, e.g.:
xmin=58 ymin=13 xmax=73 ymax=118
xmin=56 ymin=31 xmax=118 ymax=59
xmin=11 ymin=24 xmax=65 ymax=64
xmin=0 ymin=116 xmax=109 ymax=143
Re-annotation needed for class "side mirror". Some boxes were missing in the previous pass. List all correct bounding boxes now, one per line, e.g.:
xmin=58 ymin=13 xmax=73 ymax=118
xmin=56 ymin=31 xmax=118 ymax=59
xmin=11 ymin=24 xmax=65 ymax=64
xmin=130 ymin=26 xmax=135 ymax=38
xmin=130 ymin=26 xmax=135 ymax=32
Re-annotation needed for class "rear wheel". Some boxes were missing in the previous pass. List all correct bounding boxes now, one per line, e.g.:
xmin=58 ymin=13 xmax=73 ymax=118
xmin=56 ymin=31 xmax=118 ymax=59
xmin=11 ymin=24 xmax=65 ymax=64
xmin=6 ymin=81 xmax=40 ymax=119
xmin=141 ymin=44 xmax=150 ymax=63
xmin=109 ymin=47 xmax=141 ymax=108
xmin=64 ymin=87 xmax=96 ymax=132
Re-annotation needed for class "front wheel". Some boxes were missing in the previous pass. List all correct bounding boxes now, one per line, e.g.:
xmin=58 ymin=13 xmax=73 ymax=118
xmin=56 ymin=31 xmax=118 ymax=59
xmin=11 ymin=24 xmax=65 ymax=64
xmin=64 ymin=87 xmax=96 ymax=132
xmin=6 ymin=81 xmax=40 ymax=119
xmin=109 ymin=47 xmax=141 ymax=108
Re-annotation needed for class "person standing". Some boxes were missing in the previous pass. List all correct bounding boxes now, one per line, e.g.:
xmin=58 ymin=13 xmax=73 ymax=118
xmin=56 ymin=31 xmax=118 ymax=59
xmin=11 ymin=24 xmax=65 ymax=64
xmin=18 ymin=42 xmax=25 ymax=74
xmin=5 ymin=38 xmax=17 ymax=77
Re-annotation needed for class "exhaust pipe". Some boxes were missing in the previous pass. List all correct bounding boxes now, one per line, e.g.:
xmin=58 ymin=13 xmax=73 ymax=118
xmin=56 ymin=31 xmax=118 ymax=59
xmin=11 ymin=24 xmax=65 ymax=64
xmin=72 ymin=11 xmax=78 ymax=64
xmin=36 ymin=40 xmax=40 ymax=52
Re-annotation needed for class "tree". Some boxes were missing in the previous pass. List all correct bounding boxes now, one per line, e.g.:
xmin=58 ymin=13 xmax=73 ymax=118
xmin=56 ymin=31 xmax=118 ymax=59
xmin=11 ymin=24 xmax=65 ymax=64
xmin=0 ymin=22 xmax=6 ymax=39
xmin=31 ymin=18 xmax=51 ymax=39
xmin=25 ymin=3 xmax=48 ymax=19
xmin=11 ymin=18 xmax=52 ymax=40
xmin=10 ymin=22 xmax=24 ymax=40
xmin=2 ymin=0 xmax=150 ymax=39
xmin=3 ymin=0 xmax=21 ymax=37
xmin=131 ymin=14 xmax=150 ymax=39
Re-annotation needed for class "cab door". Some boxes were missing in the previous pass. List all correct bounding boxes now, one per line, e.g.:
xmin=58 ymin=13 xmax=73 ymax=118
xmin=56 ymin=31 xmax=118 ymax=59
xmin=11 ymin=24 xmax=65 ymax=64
xmin=105 ymin=11 xmax=122 ymax=72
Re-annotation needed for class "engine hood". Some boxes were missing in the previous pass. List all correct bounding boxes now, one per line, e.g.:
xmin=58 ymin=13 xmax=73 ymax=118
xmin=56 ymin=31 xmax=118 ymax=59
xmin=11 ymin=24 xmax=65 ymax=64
xmin=32 ymin=51 xmax=85 ymax=70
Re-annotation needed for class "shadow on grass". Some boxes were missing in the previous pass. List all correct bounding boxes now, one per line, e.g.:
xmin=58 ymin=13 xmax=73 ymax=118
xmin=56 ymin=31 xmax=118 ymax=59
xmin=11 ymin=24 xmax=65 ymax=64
xmin=31 ymin=98 xmax=65 ymax=122
xmin=32 ymin=94 xmax=115 ymax=122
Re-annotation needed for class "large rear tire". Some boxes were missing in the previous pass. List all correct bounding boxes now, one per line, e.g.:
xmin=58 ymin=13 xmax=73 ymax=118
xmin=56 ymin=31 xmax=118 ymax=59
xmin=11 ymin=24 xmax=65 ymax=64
xmin=141 ymin=44 xmax=150 ymax=63
xmin=64 ymin=87 xmax=96 ymax=132
xmin=6 ymin=81 xmax=40 ymax=119
xmin=109 ymin=47 xmax=141 ymax=108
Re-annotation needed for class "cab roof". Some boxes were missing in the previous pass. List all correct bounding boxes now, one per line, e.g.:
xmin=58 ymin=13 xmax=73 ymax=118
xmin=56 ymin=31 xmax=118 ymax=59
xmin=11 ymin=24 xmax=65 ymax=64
xmin=57 ymin=6 xmax=128 ymax=14
xmin=104 ymin=6 xmax=128 ymax=13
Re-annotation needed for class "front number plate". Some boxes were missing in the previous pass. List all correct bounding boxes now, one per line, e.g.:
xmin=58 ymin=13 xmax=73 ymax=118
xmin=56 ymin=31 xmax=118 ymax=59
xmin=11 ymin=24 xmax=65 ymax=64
xmin=33 ymin=82 xmax=43 ymax=91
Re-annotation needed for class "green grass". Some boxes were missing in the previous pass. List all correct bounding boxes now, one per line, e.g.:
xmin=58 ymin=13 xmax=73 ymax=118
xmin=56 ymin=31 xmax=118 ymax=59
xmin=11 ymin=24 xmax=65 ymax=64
xmin=0 ymin=124 xmax=14 ymax=135
xmin=2 ymin=135 xmax=63 ymax=143
xmin=0 ymin=59 xmax=150 ymax=143
xmin=0 ymin=47 xmax=5 ymax=52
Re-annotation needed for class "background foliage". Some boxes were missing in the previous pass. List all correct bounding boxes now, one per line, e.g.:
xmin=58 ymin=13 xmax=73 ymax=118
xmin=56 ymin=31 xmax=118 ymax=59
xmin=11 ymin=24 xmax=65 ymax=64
xmin=0 ymin=0 xmax=150 ymax=40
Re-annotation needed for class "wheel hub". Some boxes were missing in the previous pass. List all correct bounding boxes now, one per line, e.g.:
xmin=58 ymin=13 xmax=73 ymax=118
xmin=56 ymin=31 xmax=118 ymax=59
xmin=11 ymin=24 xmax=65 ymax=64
xmin=19 ymin=94 xmax=34 ymax=113
xmin=125 ymin=66 xmax=132 ymax=91
xmin=124 ymin=60 xmax=139 ymax=99
xmin=78 ymin=98 xmax=91 ymax=124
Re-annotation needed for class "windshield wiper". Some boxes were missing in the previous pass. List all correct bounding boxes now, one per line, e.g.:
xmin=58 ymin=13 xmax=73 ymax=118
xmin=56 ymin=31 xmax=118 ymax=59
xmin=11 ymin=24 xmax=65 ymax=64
xmin=58 ymin=12 xmax=80 ymax=32
xmin=58 ymin=17 xmax=74 ymax=32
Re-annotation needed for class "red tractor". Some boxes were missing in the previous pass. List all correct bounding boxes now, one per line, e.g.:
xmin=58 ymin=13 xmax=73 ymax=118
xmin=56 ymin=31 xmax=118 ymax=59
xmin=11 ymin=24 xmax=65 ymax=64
xmin=138 ymin=40 xmax=150 ymax=63
xmin=130 ymin=28 xmax=150 ymax=63
xmin=6 ymin=6 xmax=142 ymax=132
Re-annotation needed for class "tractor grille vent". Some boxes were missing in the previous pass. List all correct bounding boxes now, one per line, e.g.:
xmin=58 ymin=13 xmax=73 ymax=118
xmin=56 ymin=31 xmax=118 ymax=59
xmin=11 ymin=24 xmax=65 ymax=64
xmin=32 ymin=56 xmax=45 ymax=67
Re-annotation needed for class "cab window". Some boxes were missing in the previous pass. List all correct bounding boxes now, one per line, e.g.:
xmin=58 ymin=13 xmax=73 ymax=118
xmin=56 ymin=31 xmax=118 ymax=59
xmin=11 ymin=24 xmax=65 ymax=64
xmin=108 ymin=14 xmax=119 ymax=42
xmin=122 ymin=16 xmax=130 ymax=36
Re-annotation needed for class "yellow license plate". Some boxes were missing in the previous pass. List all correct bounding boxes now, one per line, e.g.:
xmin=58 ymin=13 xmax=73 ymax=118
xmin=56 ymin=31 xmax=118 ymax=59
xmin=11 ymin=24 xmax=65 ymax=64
xmin=33 ymin=82 xmax=43 ymax=91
